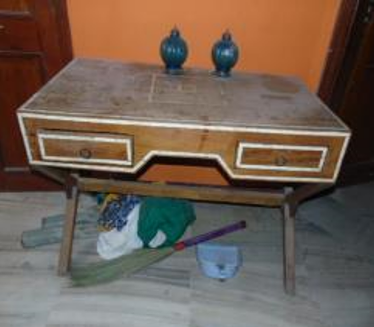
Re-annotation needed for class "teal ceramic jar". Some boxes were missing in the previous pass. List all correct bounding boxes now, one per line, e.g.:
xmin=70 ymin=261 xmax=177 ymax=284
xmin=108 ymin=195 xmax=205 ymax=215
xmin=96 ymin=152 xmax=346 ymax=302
xmin=160 ymin=28 xmax=188 ymax=74
xmin=212 ymin=31 xmax=239 ymax=77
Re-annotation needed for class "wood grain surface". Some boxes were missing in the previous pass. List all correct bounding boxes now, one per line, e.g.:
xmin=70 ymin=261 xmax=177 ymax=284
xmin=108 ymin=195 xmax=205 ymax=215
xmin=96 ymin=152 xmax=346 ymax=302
xmin=1 ymin=186 xmax=374 ymax=327
xmin=20 ymin=58 xmax=349 ymax=131
xmin=20 ymin=116 xmax=348 ymax=182
xmin=0 ymin=0 xmax=73 ymax=191
xmin=17 ymin=58 xmax=351 ymax=183
xmin=38 ymin=130 xmax=132 ymax=166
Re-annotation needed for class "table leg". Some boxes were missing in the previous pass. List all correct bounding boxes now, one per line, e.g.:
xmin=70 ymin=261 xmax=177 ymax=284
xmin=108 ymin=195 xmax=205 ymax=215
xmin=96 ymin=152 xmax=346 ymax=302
xmin=283 ymin=188 xmax=296 ymax=295
xmin=58 ymin=177 xmax=79 ymax=275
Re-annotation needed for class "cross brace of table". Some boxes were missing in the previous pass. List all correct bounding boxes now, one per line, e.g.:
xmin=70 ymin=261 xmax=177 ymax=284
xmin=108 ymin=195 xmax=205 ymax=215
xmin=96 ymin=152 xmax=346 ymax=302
xmin=33 ymin=166 xmax=331 ymax=295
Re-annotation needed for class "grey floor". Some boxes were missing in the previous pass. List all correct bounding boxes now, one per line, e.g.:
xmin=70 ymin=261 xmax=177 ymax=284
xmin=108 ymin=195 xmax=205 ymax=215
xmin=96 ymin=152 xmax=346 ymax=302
xmin=0 ymin=182 xmax=373 ymax=327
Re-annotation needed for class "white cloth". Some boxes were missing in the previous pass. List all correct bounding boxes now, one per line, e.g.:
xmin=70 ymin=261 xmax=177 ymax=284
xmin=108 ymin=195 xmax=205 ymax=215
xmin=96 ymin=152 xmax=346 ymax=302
xmin=148 ymin=230 xmax=167 ymax=248
xmin=97 ymin=204 xmax=143 ymax=260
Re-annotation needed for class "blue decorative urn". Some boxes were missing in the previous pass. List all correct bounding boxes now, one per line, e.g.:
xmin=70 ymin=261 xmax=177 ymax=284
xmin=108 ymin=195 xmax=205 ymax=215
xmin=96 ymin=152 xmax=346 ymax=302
xmin=211 ymin=31 xmax=239 ymax=77
xmin=160 ymin=27 xmax=188 ymax=74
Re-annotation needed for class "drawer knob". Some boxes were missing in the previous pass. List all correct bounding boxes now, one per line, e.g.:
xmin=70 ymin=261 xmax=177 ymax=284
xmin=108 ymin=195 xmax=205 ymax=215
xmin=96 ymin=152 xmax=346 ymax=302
xmin=0 ymin=25 xmax=5 ymax=30
xmin=275 ymin=155 xmax=287 ymax=166
xmin=79 ymin=148 xmax=92 ymax=159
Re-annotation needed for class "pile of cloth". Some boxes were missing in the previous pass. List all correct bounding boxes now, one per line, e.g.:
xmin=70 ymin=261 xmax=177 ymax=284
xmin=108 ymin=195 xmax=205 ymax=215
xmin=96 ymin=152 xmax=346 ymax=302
xmin=97 ymin=195 xmax=196 ymax=260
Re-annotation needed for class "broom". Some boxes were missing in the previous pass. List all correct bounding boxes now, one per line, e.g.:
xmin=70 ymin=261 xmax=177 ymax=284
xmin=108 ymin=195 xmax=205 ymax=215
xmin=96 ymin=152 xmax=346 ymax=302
xmin=71 ymin=220 xmax=246 ymax=286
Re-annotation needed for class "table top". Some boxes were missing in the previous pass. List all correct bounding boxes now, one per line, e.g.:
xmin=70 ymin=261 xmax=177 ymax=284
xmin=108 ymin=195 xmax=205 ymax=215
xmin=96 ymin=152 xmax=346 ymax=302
xmin=21 ymin=58 xmax=348 ymax=133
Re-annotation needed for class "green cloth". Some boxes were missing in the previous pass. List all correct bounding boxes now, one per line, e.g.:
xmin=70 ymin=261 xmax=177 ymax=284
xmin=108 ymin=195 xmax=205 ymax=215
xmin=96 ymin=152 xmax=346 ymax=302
xmin=138 ymin=197 xmax=196 ymax=248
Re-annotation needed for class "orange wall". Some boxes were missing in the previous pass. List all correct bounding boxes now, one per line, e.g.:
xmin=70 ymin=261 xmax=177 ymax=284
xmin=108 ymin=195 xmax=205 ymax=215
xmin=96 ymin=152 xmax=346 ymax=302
xmin=66 ymin=0 xmax=340 ymax=185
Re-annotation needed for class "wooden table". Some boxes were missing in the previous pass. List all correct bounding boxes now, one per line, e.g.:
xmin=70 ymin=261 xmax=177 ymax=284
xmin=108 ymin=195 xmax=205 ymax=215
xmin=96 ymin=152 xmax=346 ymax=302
xmin=17 ymin=58 xmax=350 ymax=294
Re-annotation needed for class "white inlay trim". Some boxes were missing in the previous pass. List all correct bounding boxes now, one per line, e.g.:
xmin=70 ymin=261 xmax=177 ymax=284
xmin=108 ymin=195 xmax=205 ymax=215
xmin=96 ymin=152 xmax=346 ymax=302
xmin=29 ymin=159 xmax=333 ymax=183
xmin=19 ymin=112 xmax=349 ymax=136
xmin=17 ymin=113 xmax=351 ymax=183
xmin=37 ymin=132 xmax=133 ymax=166
xmin=17 ymin=112 xmax=33 ymax=162
xmin=31 ymin=149 xmax=332 ymax=183
xmin=332 ymin=132 xmax=351 ymax=182
xmin=235 ymin=142 xmax=328 ymax=172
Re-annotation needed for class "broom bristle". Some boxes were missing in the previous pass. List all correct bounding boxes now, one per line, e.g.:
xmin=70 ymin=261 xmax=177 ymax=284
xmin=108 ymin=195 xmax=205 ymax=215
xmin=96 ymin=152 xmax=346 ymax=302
xmin=71 ymin=247 xmax=174 ymax=287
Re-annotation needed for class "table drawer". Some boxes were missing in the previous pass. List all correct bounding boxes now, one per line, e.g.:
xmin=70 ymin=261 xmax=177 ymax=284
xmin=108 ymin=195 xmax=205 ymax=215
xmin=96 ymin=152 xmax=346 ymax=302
xmin=236 ymin=142 xmax=327 ymax=172
xmin=37 ymin=131 xmax=133 ymax=166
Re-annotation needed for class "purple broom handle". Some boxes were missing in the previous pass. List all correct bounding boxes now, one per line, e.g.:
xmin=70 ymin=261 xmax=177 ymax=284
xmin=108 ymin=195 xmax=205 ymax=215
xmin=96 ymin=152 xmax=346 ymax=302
xmin=173 ymin=220 xmax=246 ymax=251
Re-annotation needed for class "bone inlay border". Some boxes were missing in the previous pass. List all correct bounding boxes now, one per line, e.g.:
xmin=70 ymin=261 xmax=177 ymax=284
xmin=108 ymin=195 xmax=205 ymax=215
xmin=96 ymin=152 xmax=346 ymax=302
xmin=37 ymin=132 xmax=133 ymax=166
xmin=235 ymin=142 xmax=328 ymax=172
xmin=17 ymin=113 xmax=350 ymax=183
xmin=30 ymin=149 xmax=332 ymax=184
xmin=19 ymin=112 xmax=349 ymax=136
